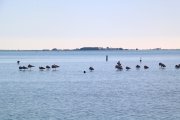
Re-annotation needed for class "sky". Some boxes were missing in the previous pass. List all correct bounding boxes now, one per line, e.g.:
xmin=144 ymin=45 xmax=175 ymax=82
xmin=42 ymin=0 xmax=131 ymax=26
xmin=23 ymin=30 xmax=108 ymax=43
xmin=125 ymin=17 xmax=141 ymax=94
xmin=0 ymin=0 xmax=180 ymax=50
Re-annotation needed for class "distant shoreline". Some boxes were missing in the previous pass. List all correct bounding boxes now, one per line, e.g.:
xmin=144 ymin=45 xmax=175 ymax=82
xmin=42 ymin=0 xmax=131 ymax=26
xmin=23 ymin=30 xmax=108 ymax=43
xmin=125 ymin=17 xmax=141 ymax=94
xmin=0 ymin=48 xmax=179 ymax=52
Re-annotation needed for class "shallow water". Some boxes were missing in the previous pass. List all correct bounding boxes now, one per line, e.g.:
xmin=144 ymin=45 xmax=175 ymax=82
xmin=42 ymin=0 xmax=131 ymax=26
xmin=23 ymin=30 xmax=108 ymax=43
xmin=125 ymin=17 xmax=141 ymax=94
xmin=0 ymin=50 xmax=180 ymax=120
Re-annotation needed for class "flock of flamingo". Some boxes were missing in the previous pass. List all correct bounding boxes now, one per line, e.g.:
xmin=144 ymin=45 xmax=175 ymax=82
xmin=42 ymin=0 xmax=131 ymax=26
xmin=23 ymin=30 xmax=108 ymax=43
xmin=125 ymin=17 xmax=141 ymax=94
xmin=115 ymin=60 xmax=180 ymax=71
xmin=17 ymin=59 xmax=180 ymax=73
xmin=17 ymin=61 xmax=60 ymax=71
xmin=115 ymin=61 xmax=166 ymax=70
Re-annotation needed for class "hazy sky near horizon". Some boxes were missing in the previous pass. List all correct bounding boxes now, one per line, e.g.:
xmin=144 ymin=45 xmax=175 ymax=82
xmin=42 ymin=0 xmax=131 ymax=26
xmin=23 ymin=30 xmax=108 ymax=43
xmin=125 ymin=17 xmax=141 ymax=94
xmin=0 ymin=0 xmax=180 ymax=49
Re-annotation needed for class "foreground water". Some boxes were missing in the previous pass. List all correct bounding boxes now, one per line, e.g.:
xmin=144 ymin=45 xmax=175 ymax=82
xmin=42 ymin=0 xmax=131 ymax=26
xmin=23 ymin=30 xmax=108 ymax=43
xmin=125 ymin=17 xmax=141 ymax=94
xmin=0 ymin=50 xmax=180 ymax=120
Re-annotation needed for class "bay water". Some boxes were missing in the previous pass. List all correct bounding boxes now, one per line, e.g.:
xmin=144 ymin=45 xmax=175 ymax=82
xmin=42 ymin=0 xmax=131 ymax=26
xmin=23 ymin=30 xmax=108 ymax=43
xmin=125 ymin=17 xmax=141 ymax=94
xmin=0 ymin=50 xmax=180 ymax=120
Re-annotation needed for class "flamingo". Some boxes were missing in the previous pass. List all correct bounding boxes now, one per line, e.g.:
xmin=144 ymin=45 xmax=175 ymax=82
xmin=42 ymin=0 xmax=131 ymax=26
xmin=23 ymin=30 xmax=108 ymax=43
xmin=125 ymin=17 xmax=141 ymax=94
xmin=144 ymin=65 xmax=149 ymax=69
xmin=19 ymin=66 xmax=23 ymax=70
xmin=159 ymin=63 xmax=166 ymax=68
xmin=117 ymin=61 xmax=121 ymax=66
xmin=46 ymin=65 xmax=51 ymax=69
xmin=52 ymin=64 xmax=60 ymax=70
xmin=28 ymin=64 xmax=35 ymax=70
xmin=126 ymin=66 xmax=131 ymax=70
xmin=17 ymin=61 xmax=20 ymax=64
xmin=115 ymin=61 xmax=123 ymax=70
xmin=175 ymin=64 xmax=180 ymax=69
xmin=39 ymin=67 xmax=45 ymax=71
xmin=140 ymin=58 xmax=142 ymax=63
xmin=89 ymin=67 xmax=94 ymax=71
xmin=115 ymin=65 xmax=123 ymax=70
xmin=19 ymin=66 xmax=27 ymax=71
xmin=136 ymin=65 xmax=140 ymax=69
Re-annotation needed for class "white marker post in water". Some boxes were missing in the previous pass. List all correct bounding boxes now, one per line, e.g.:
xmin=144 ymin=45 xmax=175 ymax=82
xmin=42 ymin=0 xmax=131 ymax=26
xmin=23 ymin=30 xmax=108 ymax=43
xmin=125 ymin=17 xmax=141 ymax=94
xmin=106 ymin=55 xmax=108 ymax=62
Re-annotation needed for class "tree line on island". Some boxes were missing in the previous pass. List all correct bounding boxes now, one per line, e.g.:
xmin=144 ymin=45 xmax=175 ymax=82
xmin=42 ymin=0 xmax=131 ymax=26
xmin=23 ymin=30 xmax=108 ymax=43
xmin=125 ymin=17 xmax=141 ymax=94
xmin=44 ymin=47 xmax=163 ymax=51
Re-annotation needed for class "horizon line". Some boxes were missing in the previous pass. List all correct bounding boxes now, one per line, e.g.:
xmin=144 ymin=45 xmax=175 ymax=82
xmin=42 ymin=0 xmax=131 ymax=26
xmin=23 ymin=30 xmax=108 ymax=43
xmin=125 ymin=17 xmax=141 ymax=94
xmin=0 ymin=47 xmax=180 ymax=51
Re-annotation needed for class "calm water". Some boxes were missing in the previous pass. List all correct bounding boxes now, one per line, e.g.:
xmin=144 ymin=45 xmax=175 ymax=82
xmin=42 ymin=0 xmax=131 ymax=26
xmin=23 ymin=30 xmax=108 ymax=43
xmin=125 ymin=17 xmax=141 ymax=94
xmin=0 ymin=50 xmax=180 ymax=120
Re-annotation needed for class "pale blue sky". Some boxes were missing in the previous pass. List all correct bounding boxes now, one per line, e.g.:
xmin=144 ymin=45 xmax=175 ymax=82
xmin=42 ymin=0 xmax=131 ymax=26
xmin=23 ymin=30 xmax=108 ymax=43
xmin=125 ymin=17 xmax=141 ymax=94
xmin=0 ymin=0 xmax=180 ymax=49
